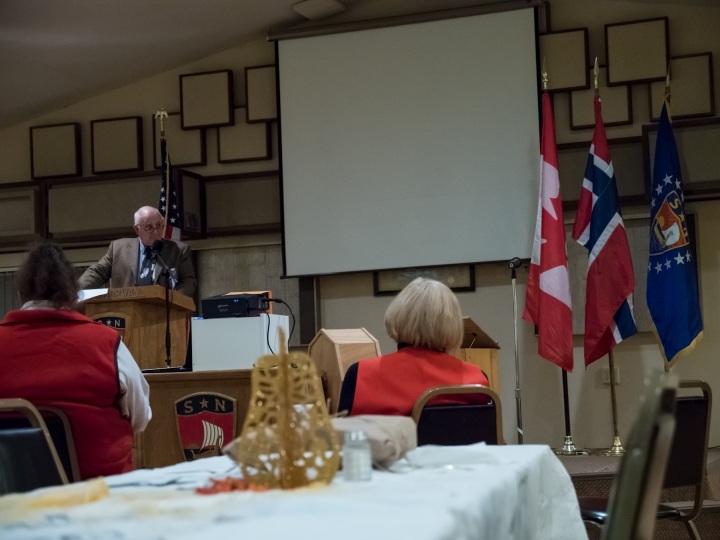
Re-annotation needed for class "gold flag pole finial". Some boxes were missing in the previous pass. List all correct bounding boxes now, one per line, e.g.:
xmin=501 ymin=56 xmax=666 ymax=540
xmin=542 ymin=57 xmax=548 ymax=91
xmin=154 ymin=109 xmax=168 ymax=139
xmin=593 ymin=57 xmax=600 ymax=97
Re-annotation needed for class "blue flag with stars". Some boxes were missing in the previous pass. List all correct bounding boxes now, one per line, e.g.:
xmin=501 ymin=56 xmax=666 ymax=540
xmin=647 ymin=104 xmax=703 ymax=367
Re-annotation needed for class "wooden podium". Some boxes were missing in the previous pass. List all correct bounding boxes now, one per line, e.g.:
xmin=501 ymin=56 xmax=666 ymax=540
xmin=83 ymin=286 xmax=195 ymax=370
xmin=456 ymin=317 xmax=500 ymax=393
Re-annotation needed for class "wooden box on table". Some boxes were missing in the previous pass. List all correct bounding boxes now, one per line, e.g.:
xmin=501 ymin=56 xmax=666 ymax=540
xmin=308 ymin=328 xmax=381 ymax=414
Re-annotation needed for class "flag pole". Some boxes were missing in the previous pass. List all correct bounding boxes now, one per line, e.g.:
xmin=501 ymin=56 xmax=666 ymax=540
xmin=154 ymin=109 xmax=169 ymax=236
xmin=588 ymin=58 xmax=625 ymax=456
xmin=154 ymin=108 xmax=171 ymax=368
xmin=546 ymin=59 xmax=586 ymax=457
xmin=601 ymin=349 xmax=625 ymax=455
xmin=509 ymin=257 xmax=523 ymax=444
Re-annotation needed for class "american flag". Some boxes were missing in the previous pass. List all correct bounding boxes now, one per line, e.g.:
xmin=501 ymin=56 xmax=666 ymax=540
xmin=159 ymin=138 xmax=182 ymax=241
xmin=572 ymin=95 xmax=636 ymax=366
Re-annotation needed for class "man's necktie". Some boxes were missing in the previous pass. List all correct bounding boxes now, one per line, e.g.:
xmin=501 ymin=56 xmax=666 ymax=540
xmin=136 ymin=246 xmax=155 ymax=286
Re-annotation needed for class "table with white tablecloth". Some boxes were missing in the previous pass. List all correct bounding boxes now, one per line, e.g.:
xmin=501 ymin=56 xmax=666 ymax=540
xmin=0 ymin=444 xmax=588 ymax=540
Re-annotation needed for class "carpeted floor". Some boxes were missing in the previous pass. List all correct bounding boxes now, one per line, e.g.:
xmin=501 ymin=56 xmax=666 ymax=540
xmin=559 ymin=449 xmax=720 ymax=540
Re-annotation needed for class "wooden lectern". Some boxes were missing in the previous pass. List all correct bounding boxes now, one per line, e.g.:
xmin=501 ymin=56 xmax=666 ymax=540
xmin=308 ymin=328 xmax=381 ymax=414
xmin=457 ymin=317 xmax=500 ymax=393
xmin=83 ymin=286 xmax=195 ymax=370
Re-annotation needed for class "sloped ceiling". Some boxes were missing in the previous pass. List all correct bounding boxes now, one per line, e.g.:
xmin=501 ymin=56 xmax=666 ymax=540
xmin=2 ymin=0 xmax=716 ymax=129
xmin=0 ymin=0 xmax=303 ymax=128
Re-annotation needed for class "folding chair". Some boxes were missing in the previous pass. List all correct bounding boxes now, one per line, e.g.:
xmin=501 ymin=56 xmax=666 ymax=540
xmin=411 ymin=384 xmax=505 ymax=446
xmin=581 ymin=372 xmax=678 ymax=540
xmin=0 ymin=398 xmax=69 ymax=494
xmin=657 ymin=381 xmax=712 ymax=539
xmin=580 ymin=380 xmax=711 ymax=540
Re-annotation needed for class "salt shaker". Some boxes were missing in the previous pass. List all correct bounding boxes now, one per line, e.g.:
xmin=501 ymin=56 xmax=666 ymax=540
xmin=343 ymin=430 xmax=372 ymax=481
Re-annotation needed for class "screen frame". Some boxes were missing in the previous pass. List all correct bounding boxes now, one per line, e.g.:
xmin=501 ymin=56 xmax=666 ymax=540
xmin=276 ymin=5 xmax=544 ymax=278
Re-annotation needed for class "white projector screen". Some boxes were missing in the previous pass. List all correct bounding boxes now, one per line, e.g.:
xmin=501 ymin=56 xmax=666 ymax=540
xmin=278 ymin=8 xmax=539 ymax=276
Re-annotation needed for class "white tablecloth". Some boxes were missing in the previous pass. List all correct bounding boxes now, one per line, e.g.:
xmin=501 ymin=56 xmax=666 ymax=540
xmin=0 ymin=444 xmax=587 ymax=540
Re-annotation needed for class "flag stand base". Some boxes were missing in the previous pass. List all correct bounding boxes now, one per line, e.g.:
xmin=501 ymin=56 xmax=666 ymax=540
xmin=600 ymin=436 xmax=625 ymax=456
xmin=553 ymin=436 xmax=588 ymax=456
xmin=600 ymin=350 xmax=626 ymax=456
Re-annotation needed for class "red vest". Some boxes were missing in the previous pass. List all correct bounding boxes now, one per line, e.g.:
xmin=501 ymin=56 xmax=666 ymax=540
xmin=351 ymin=346 xmax=490 ymax=416
xmin=0 ymin=309 xmax=134 ymax=480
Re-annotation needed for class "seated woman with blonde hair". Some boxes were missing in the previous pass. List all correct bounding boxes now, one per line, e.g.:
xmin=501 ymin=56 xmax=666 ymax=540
xmin=338 ymin=277 xmax=489 ymax=416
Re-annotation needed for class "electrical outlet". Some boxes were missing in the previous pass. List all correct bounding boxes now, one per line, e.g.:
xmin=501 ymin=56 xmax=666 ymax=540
xmin=601 ymin=367 xmax=620 ymax=385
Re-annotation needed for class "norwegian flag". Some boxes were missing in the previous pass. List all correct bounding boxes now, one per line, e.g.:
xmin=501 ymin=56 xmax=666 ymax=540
xmin=159 ymin=138 xmax=182 ymax=241
xmin=572 ymin=96 xmax=636 ymax=366
xmin=523 ymin=93 xmax=573 ymax=372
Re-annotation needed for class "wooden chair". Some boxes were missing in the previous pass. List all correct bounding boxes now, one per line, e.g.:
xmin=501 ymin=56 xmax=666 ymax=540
xmin=411 ymin=384 xmax=504 ymax=446
xmin=580 ymin=380 xmax=711 ymax=540
xmin=581 ymin=372 xmax=678 ymax=540
xmin=0 ymin=398 xmax=69 ymax=494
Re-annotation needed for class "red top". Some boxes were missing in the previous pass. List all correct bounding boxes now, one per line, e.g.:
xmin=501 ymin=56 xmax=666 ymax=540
xmin=351 ymin=346 xmax=490 ymax=416
xmin=0 ymin=309 xmax=135 ymax=480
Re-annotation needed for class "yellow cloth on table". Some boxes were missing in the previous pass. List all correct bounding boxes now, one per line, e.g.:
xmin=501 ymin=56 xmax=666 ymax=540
xmin=0 ymin=478 xmax=109 ymax=519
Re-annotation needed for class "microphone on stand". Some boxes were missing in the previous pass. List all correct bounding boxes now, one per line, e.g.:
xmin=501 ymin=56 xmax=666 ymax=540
xmin=507 ymin=256 xmax=523 ymax=443
xmin=151 ymin=240 xmax=172 ymax=367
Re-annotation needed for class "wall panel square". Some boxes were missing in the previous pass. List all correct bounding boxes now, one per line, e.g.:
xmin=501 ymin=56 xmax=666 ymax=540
xmin=205 ymin=176 xmax=280 ymax=231
xmin=180 ymin=70 xmax=234 ymax=129
xmin=153 ymin=112 xmax=206 ymax=168
xmin=649 ymin=53 xmax=714 ymax=121
xmin=49 ymin=176 xmax=161 ymax=236
xmin=538 ymin=29 xmax=589 ymax=92
xmin=245 ymin=65 xmax=277 ymax=123
xmin=30 ymin=123 xmax=82 ymax=180
xmin=218 ymin=107 xmax=271 ymax=163
xmin=91 ymin=116 xmax=143 ymax=174
xmin=606 ymin=17 xmax=669 ymax=86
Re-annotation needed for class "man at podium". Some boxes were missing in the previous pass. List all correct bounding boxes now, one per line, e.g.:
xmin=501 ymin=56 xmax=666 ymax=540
xmin=79 ymin=206 xmax=196 ymax=297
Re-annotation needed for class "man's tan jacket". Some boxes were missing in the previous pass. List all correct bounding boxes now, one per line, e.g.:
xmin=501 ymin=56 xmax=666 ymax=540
xmin=78 ymin=238 xmax=197 ymax=298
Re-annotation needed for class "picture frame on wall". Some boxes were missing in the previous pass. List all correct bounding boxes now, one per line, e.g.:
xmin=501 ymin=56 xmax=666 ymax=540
xmin=180 ymin=69 xmax=234 ymax=130
xmin=373 ymin=265 xmax=475 ymax=296
xmin=538 ymin=29 xmax=590 ymax=93
xmin=245 ymin=65 xmax=277 ymax=123
xmin=643 ymin=117 xmax=720 ymax=201
xmin=152 ymin=112 xmax=206 ymax=169
xmin=605 ymin=17 xmax=669 ymax=86
xmin=174 ymin=169 xmax=206 ymax=238
xmin=91 ymin=116 xmax=143 ymax=174
xmin=569 ymin=66 xmax=632 ymax=130
xmin=217 ymin=107 xmax=271 ymax=163
xmin=649 ymin=53 xmax=714 ymax=121
xmin=30 ymin=122 xmax=82 ymax=180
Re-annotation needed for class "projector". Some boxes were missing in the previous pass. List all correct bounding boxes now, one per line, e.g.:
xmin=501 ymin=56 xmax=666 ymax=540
xmin=201 ymin=292 xmax=270 ymax=319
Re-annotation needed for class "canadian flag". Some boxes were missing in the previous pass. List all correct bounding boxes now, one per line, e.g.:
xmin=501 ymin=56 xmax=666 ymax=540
xmin=523 ymin=93 xmax=574 ymax=371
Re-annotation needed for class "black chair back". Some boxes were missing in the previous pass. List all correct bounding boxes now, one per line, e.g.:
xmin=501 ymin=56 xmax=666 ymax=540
xmin=0 ymin=428 xmax=65 ymax=494
xmin=411 ymin=384 xmax=504 ymax=446
xmin=416 ymin=403 xmax=498 ymax=446
xmin=0 ymin=399 xmax=69 ymax=495
xmin=664 ymin=383 xmax=711 ymax=490
xmin=601 ymin=372 xmax=678 ymax=540
xmin=0 ymin=409 xmax=79 ymax=482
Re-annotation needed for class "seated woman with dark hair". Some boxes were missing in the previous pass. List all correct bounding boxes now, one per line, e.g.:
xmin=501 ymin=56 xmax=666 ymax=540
xmin=0 ymin=240 xmax=151 ymax=480
xmin=338 ymin=277 xmax=489 ymax=416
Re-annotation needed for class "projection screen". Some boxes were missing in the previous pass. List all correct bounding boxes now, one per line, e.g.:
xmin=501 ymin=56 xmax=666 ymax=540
xmin=278 ymin=8 xmax=540 ymax=276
